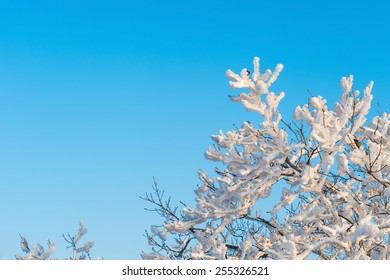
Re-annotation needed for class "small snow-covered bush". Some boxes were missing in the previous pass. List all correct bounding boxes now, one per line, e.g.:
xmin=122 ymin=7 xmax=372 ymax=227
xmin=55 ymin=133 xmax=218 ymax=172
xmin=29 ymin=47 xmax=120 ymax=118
xmin=16 ymin=221 xmax=96 ymax=260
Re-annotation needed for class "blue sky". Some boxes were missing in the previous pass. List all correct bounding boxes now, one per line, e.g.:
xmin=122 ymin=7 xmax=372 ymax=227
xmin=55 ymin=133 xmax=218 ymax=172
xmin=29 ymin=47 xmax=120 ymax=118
xmin=0 ymin=0 xmax=389 ymax=259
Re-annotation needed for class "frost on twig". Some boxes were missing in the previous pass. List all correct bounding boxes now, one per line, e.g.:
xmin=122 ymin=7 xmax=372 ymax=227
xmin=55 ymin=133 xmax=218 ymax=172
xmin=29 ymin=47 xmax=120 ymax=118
xmin=142 ymin=57 xmax=390 ymax=260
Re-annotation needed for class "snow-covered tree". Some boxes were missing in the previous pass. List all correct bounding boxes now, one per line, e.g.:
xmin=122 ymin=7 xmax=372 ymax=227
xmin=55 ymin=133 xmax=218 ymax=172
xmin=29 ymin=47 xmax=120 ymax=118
xmin=142 ymin=57 xmax=390 ymax=260
xmin=16 ymin=221 xmax=96 ymax=260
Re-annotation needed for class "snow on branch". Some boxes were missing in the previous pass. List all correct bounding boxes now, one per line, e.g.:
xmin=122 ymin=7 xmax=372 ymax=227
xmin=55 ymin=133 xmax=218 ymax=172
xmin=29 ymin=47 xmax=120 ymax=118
xmin=15 ymin=236 xmax=55 ymax=260
xmin=142 ymin=56 xmax=390 ymax=260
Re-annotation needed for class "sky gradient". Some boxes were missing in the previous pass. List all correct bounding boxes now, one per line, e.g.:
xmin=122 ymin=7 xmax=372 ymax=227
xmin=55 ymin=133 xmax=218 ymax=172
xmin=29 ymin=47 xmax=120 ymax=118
xmin=0 ymin=0 xmax=389 ymax=259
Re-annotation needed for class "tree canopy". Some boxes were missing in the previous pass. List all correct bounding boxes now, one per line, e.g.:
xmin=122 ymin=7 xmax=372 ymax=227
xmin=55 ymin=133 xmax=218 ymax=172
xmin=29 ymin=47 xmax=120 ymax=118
xmin=142 ymin=57 xmax=390 ymax=260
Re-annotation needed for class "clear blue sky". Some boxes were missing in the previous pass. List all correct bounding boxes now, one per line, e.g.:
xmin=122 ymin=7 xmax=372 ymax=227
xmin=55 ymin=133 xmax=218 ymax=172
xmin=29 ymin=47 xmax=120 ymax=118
xmin=0 ymin=0 xmax=389 ymax=259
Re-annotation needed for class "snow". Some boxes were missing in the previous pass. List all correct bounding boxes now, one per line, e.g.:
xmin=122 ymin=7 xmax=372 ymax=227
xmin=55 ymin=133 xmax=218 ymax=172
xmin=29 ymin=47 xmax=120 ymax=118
xmin=141 ymin=56 xmax=390 ymax=260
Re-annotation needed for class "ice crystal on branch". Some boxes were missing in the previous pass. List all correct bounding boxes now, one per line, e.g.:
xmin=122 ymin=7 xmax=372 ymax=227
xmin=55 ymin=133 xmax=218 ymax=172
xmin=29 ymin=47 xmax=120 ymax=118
xmin=142 ymin=57 xmax=390 ymax=260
